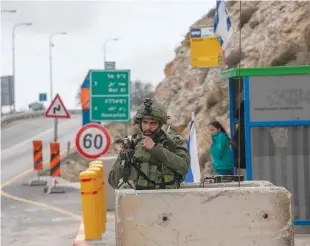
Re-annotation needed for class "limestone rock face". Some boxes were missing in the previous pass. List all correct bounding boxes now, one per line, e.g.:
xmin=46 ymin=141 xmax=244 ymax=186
xmin=154 ymin=1 xmax=310 ymax=176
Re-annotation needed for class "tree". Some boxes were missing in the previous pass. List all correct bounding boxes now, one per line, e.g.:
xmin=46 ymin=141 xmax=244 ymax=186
xmin=131 ymin=80 xmax=155 ymax=106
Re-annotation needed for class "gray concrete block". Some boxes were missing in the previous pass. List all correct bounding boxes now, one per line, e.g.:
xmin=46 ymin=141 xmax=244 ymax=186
xmin=115 ymin=184 xmax=293 ymax=246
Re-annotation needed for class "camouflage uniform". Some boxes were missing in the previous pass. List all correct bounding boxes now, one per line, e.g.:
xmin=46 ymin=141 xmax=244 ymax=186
xmin=108 ymin=99 xmax=190 ymax=190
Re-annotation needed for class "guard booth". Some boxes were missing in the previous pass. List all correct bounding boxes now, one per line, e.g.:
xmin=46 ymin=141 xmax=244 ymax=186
xmin=220 ymin=65 xmax=310 ymax=226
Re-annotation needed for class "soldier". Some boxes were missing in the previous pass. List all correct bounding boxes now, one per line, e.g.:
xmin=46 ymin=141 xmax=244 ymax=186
xmin=108 ymin=98 xmax=190 ymax=190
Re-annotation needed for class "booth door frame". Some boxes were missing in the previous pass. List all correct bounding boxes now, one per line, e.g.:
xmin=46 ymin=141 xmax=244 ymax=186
xmin=229 ymin=76 xmax=310 ymax=226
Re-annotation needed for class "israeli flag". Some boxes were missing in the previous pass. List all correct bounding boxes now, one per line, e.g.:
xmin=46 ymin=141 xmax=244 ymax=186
xmin=184 ymin=112 xmax=201 ymax=183
xmin=213 ymin=0 xmax=233 ymax=50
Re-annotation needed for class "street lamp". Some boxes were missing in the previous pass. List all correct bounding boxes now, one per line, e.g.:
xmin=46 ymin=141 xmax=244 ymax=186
xmin=49 ymin=32 xmax=66 ymax=102
xmin=49 ymin=31 xmax=66 ymax=142
xmin=12 ymin=22 xmax=32 ymax=112
xmin=103 ymin=38 xmax=118 ymax=67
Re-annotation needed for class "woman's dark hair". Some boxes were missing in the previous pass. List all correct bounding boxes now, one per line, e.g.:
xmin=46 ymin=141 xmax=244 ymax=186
xmin=208 ymin=121 xmax=230 ymax=139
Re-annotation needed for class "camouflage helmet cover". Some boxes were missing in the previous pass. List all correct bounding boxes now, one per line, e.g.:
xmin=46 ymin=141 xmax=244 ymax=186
xmin=134 ymin=98 xmax=168 ymax=124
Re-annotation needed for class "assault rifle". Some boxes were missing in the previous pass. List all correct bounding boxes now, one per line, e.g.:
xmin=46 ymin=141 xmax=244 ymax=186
xmin=116 ymin=135 xmax=138 ymax=189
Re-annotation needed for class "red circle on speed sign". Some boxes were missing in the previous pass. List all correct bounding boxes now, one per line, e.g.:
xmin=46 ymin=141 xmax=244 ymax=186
xmin=75 ymin=123 xmax=111 ymax=159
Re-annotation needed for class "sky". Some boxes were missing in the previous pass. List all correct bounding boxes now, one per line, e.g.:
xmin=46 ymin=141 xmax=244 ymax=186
xmin=1 ymin=0 xmax=214 ymax=111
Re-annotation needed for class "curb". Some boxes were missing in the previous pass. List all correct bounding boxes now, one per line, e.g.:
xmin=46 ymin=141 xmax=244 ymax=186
xmin=73 ymin=220 xmax=90 ymax=246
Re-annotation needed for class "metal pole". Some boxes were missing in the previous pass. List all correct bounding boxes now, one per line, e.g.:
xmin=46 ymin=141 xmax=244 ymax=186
xmin=11 ymin=29 xmax=15 ymax=113
xmin=11 ymin=22 xmax=32 ymax=113
xmin=103 ymin=38 xmax=118 ymax=69
xmin=49 ymin=32 xmax=66 ymax=142
xmin=103 ymin=41 xmax=107 ymax=67
xmin=49 ymin=35 xmax=58 ymax=142
xmin=49 ymin=36 xmax=53 ymax=103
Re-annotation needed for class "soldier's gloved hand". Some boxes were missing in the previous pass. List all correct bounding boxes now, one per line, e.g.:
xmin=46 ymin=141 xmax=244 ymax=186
xmin=142 ymin=135 xmax=155 ymax=150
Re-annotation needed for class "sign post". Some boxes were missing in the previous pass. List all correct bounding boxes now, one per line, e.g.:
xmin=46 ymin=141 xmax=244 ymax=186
xmin=75 ymin=123 xmax=111 ymax=159
xmin=45 ymin=93 xmax=70 ymax=141
xmin=90 ymin=69 xmax=131 ymax=136
xmin=190 ymin=26 xmax=225 ymax=68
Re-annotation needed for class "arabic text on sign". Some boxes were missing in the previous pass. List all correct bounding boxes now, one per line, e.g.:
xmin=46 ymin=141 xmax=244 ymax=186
xmin=108 ymin=107 xmax=116 ymax=111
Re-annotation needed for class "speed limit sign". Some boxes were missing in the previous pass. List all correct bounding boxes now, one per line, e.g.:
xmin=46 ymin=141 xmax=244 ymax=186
xmin=75 ymin=123 xmax=112 ymax=159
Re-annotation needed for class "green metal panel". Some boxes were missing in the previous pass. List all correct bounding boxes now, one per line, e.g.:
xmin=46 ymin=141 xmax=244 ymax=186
xmin=220 ymin=65 xmax=310 ymax=80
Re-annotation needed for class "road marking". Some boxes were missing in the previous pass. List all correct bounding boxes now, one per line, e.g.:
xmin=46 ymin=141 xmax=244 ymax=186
xmin=1 ymin=190 xmax=81 ymax=220
xmin=1 ymin=119 xmax=78 ymax=154
xmin=1 ymin=144 xmax=81 ymax=220
xmin=1 ymin=144 xmax=75 ymax=189
xmin=0 ymin=169 xmax=33 ymax=188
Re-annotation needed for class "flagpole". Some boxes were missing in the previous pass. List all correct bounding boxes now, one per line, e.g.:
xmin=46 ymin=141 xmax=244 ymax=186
xmin=184 ymin=111 xmax=201 ymax=184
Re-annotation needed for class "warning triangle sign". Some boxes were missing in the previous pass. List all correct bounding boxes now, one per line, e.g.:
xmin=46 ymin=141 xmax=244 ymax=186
xmin=45 ymin=94 xmax=70 ymax=118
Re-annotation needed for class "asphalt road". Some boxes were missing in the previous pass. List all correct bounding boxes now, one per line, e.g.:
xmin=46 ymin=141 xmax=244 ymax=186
xmin=1 ymin=115 xmax=82 ymax=183
xmin=1 ymin=177 xmax=82 ymax=246
xmin=1 ymin=115 xmax=84 ymax=246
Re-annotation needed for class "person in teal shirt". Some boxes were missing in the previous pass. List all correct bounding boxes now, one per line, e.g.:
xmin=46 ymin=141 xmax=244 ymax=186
xmin=207 ymin=121 xmax=234 ymax=175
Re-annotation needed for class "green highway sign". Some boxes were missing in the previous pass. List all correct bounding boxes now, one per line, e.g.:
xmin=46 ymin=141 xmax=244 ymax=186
xmin=90 ymin=70 xmax=131 ymax=122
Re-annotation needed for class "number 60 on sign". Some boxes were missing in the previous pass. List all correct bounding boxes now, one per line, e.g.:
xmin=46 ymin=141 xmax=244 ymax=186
xmin=75 ymin=123 xmax=112 ymax=159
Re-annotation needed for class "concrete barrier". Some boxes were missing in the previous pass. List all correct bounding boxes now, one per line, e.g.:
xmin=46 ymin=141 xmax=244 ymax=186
xmin=99 ymin=156 xmax=118 ymax=211
xmin=115 ymin=182 xmax=293 ymax=246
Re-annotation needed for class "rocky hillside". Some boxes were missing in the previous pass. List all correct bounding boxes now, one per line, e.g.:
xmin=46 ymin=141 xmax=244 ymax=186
xmin=154 ymin=1 xmax=310 ymax=177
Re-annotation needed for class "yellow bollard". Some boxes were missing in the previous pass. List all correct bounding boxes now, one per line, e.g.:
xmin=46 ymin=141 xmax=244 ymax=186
xmin=90 ymin=160 xmax=103 ymax=165
xmin=89 ymin=163 xmax=107 ymax=227
xmin=80 ymin=170 xmax=101 ymax=240
xmin=88 ymin=166 xmax=105 ymax=233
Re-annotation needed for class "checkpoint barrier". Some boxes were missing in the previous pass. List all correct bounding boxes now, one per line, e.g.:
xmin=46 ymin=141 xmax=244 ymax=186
xmin=80 ymin=170 xmax=101 ymax=240
xmin=79 ymin=160 xmax=107 ymax=240
xmin=43 ymin=142 xmax=66 ymax=193
xmin=50 ymin=142 xmax=61 ymax=177
xmin=115 ymin=181 xmax=294 ymax=246
xmin=88 ymin=166 xmax=106 ymax=234
xmin=98 ymin=156 xmax=118 ymax=211
xmin=30 ymin=140 xmax=47 ymax=186
xmin=89 ymin=162 xmax=107 ymax=226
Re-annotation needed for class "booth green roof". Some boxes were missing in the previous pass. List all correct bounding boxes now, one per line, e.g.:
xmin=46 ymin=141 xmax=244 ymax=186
xmin=220 ymin=65 xmax=310 ymax=80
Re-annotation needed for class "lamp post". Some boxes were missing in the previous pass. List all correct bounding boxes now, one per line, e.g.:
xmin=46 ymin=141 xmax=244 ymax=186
xmin=49 ymin=32 xmax=66 ymax=102
xmin=49 ymin=32 xmax=66 ymax=142
xmin=102 ymin=38 xmax=128 ymax=135
xmin=12 ymin=22 xmax=32 ymax=112
xmin=103 ymin=38 xmax=118 ymax=68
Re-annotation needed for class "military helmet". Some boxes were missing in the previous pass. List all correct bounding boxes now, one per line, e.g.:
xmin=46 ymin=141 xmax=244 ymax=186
xmin=134 ymin=98 xmax=168 ymax=125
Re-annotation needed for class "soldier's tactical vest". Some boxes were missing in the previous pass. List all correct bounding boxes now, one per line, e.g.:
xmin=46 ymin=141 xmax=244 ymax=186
xmin=130 ymin=133 xmax=182 ymax=190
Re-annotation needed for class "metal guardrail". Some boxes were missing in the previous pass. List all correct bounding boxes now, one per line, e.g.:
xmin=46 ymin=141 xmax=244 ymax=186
xmin=1 ymin=109 xmax=82 ymax=125
xmin=1 ymin=109 xmax=135 ymax=126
